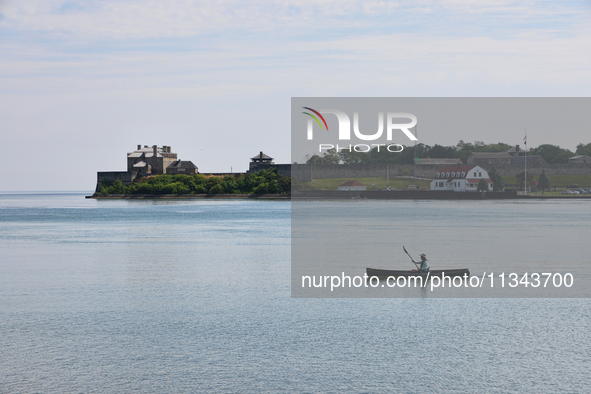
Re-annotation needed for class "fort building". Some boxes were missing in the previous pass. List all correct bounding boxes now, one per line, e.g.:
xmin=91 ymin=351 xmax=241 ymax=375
xmin=96 ymin=145 xmax=198 ymax=191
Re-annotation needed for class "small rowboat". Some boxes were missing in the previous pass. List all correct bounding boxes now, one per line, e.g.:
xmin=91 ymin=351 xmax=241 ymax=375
xmin=366 ymin=268 xmax=470 ymax=278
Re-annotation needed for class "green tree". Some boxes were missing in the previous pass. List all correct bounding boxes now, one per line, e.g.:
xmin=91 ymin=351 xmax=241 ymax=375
xmin=428 ymin=144 xmax=457 ymax=158
xmin=267 ymin=180 xmax=280 ymax=194
xmin=206 ymin=176 xmax=221 ymax=189
xmin=530 ymin=144 xmax=574 ymax=163
xmin=538 ymin=170 xmax=551 ymax=194
xmin=575 ymin=142 xmax=591 ymax=156
xmin=208 ymin=184 xmax=225 ymax=194
xmin=194 ymin=185 xmax=208 ymax=194
xmin=110 ymin=180 xmax=126 ymax=194
xmin=252 ymin=183 xmax=268 ymax=194
xmin=338 ymin=150 xmax=367 ymax=164
xmin=551 ymin=150 xmax=575 ymax=163
xmin=306 ymin=154 xmax=323 ymax=164
xmin=306 ymin=149 xmax=340 ymax=165
xmin=322 ymin=148 xmax=341 ymax=164
xmin=477 ymin=178 xmax=488 ymax=192
xmin=488 ymin=166 xmax=504 ymax=191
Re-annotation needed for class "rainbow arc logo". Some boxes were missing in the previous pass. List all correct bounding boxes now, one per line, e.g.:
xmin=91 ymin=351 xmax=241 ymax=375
xmin=302 ymin=107 xmax=328 ymax=131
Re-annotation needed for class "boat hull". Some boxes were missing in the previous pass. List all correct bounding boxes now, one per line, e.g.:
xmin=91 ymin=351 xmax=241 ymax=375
xmin=366 ymin=268 xmax=470 ymax=278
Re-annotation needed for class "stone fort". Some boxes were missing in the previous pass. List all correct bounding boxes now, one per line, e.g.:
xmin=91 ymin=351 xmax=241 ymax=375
xmin=96 ymin=146 xmax=591 ymax=191
xmin=96 ymin=145 xmax=198 ymax=191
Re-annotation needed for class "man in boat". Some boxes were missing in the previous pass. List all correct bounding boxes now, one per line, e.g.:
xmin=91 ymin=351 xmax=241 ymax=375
xmin=413 ymin=253 xmax=429 ymax=272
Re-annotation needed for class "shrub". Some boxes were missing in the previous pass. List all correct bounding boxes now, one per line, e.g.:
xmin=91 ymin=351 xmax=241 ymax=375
xmin=209 ymin=184 xmax=225 ymax=194
xmin=194 ymin=185 xmax=208 ymax=194
xmin=267 ymin=180 xmax=280 ymax=194
xmin=253 ymin=183 xmax=268 ymax=194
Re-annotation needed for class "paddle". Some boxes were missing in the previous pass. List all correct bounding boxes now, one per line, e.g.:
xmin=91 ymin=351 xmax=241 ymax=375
xmin=403 ymin=245 xmax=420 ymax=271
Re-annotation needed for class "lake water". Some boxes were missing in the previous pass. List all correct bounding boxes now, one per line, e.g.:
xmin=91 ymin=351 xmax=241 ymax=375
xmin=1 ymin=193 xmax=590 ymax=393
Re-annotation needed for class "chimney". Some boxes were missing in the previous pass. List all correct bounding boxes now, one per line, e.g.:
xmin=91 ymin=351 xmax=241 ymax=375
xmin=168 ymin=146 xmax=172 ymax=153
xmin=260 ymin=151 xmax=263 ymax=161
xmin=153 ymin=145 xmax=158 ymax=157
xmin=516 ymin=145 xmax=520 ymax=152
xmin=137 ymin=144 xmax=141 ymax=150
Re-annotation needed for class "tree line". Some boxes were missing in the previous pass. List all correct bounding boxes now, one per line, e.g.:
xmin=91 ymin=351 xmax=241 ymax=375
xmin=99 ymin=168 xmax=290 ymax=195
xmin=487 ymin=167 xmax=551 ymax=193
xmin=305 ymin=141 xmax=591 ymax=165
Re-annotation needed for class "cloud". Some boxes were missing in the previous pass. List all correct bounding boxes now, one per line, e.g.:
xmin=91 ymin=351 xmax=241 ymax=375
xmin=1 ymin=0 xmax=591 ymax=189
xmin=1 ymin=0 xmax=587 ymax=41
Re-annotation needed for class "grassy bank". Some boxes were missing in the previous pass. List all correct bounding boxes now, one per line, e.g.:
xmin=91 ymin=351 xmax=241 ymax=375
xmin=502 ymin=174 xmax=591 ymax=189
xmin=302 ymin=177 xmax=432 ymax=191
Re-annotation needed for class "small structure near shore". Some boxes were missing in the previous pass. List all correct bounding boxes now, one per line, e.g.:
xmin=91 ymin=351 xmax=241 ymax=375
xmin=338 ymin=180 xmax=366 ymax=191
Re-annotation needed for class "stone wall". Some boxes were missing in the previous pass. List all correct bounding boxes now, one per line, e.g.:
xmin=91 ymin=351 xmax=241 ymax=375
xmin=478 ymin=163 xmax=591 ymax=177
xmin=96 ymin=171 xmax=138 ymax=192
xmin=248 ymin=163 xmax=292 ymax=178
xmin=200 ymin=173 xmax=245 ymax=177
xmin=290 ymin=164 xmax=442 ymax=181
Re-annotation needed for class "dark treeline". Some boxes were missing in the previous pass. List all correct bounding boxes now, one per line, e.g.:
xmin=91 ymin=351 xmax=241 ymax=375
xmin=99 ymin=168 xmax=290 ymax=195
xmin=306 ymin=141 xmax=591 ymax=165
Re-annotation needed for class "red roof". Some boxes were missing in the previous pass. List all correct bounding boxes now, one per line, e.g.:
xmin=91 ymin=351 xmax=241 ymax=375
xmin=339 ymin=180 xmax=366 ymax=187
xmin=435 ymin=165 xmax=477 ymax=180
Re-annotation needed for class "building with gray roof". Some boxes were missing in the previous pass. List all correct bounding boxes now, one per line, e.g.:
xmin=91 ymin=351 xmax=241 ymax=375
xmin=416 ymin=158 xmax=463 ymax=166
xmin=467 ymin=152 xmax=513 ymax=166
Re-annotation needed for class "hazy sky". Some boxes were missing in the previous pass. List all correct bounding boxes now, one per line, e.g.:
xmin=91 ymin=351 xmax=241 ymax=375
xmin=1 ymin=1 xmax=590 ymax=191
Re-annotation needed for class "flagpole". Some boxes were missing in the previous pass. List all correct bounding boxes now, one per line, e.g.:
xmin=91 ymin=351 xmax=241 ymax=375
xmin=524 ymin=129 xmax=527 ymax=195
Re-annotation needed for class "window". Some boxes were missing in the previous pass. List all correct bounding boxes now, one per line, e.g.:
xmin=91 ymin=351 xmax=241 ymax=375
xmin=479 ymin=172 xmax=482 ymax=177
xmin=451 ymin=172 xmax=456 ymax=177
xmin=436 ymin=173 xmax=440 ymax=178
xmin=473 ymin=172 xmax=477 ymax=176
xmin=461 ymin=172 xmax=465 ymax=177
xmin=446 ymin=172 xmax=450 ymax=177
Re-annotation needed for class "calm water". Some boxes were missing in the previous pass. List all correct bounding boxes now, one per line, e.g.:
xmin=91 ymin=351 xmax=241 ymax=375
xmin=1 ymin=193 xmax=590 ymax=393
xmin=292 ymin=199 xmax=591 ymax=297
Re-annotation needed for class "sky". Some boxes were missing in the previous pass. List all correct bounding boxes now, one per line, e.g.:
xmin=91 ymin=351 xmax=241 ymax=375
xmin=1 ymin=0 xmax=590 ymax=191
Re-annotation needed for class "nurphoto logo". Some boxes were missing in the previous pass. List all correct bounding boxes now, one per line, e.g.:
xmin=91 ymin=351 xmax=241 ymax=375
xmin=302 ymin=107 xmax=417 ymax=153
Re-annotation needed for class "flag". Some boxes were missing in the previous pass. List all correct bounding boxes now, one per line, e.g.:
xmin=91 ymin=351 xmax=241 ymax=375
xmin=523 ymin=134 xmax=527 ymax=146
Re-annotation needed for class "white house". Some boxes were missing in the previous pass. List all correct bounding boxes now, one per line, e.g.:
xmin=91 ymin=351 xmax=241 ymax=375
xmin=430 ymin=165 xmax=493 ymax=192
xmin=338 ymin=180 xmax=367 ymax=191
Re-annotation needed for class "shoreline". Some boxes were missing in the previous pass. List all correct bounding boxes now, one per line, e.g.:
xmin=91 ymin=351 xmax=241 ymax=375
xmin=86 ymin=192 xmax=591 ymax=200
xmin=86 ymin=193 xmax=290 ymax=199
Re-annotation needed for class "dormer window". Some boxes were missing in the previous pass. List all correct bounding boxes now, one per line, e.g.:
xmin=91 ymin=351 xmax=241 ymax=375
xmin=436 ymin=173 xmax=440 ymax=178
xmin=461 ymin=172 xmax=466 ymax=177
xmin=446 ymin=172 xmax=450 ymax=177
